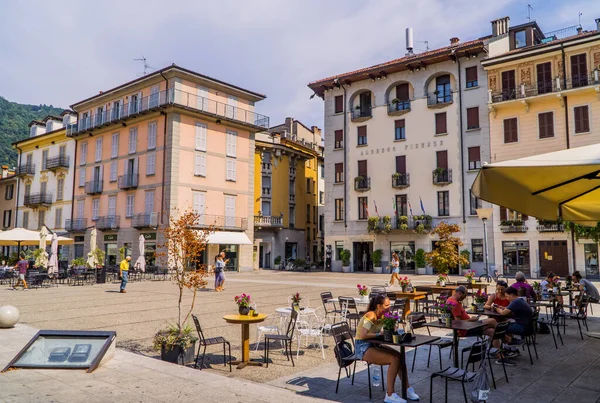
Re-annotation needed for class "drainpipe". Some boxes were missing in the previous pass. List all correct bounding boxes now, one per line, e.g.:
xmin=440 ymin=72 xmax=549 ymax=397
xmin=14 ymin=146 xmax=22 ymax=228
xmin=340 ymin=84 xmax=348 ymax=228
xmin=69 ymin=136 xmax=78 ymax=228
xmin=160 ymin=72 xmax=169 ymax=225
xmin=455 ymin=51 xmax=467 ymax=224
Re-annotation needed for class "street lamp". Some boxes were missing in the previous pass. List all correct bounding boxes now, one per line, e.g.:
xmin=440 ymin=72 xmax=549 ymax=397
xmin=476 ymin=208 xmax=494 ymax=281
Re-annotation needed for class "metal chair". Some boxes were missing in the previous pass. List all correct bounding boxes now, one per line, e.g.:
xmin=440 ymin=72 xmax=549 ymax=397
xmin=409 ymin=313 xmax=453 ymax=372
xmin=320 ymin=291 xmax=342 ymax=322
xmin=264 ymin=307 xmax=297 ymax=368
xmin=191 ymin=314 xmax=231 ymax=372
xmin=486 ymin=321 xmax=510 ymax=388
xmin=371 ymin=286 xmax=386 ymax=294
xmin=338 ymin=297 xmax=361 ymax=331
xmin=559 ymin=295 xmax=590 ymax=340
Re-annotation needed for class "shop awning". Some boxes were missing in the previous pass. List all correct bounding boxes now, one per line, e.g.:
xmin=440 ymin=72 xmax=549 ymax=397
xmin=207 ymin=231 xmax=252 ymax=245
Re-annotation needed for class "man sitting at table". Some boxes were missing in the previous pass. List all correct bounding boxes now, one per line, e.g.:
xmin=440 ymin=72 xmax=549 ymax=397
xmin=493 ymin=286 xmax=534 ymax=359
xmin=449 ymin=286 xmax=497 ymax=340
xmin=572 ymin=271 xmax=600 ymax=304
xmin=511 ymin=271 xmax=536 ymax=301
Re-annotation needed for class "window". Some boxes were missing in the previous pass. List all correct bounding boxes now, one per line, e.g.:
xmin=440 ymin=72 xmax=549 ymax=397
xmin=38 ymin=210 xmax=45 ymax=229
xmin=109 ymin=161 xmax=117 ymax=182
xmin=57 ymin=178 xmax=64 ymax=200
xmin=538 ymin=112 xmax=554 ymax=138
xmin=334 ymin=199 xmax=344 ymax=221
xmin=226 ymin=95 xmax=237 ymax=119
xmin=334 ymin=95 xmax=343 ymax=114
xmin=112 ymin=100 xmax=121 ymax=120
xmin=395 ymin=156 xmax=406 ymax=174
xmin=574 ymin=106 xmax=590 ymax=134
xmin=77 ymin=200 xmax=85 ymax=219
xmin=24 ymin=184 xmax=31 ymax=197
xmin=306 ymin=204 xmax=311 ymax=223
xmin=437 ymin=191 xmax=449 ymax=216
xmin=501 ymin=70 xmax=516 ymax=100
xmin=358 ymin=197 xmax=368 ymax=220
xmin=466 ymin=107 xmax=479 ymax=129
xmin=226 ymin=160 xmax=236 ymax=181
xmin=515 ymin=30 xmax=526 ymax=48
xmin=465 ymin=66 xmax=478 ymax=88
xmin=537 ymin=62 xmax=553 ymax=94
xmin=126 ymin=195 xmax=134 ymax=218
xmin=192 ymin=191 xmax=206 ymax=223
xmin=146 ymin=152 xmax=156 ymax=175
xmin=79 ymin=168 xmax=86 ymax=187
xmin=108 ymin=196 xmax=116 ymax=217
xmin=436 ymin=150 xmax=448 ymax=170
xmin=22 ymin=211 xmax=29 ymax=229
xmin=80 ymin=142 xmax=87 ymax=165
xmin=194 ymin=153 xmax=206 ymax=176
xmin=471 ymin=239 xmax=484 ymax=262
xmin=5 ymin=184 xmax=13 ymax=200
xmin=335 ymin=241 xmax=344 ymax=260
xmin=42 ymin=149 xmax=48 ymax=170
xmin=435 ymin=112 xmax=447 ymax=134
xmin=320 ymin=163 xmax=324 ymax=178
xmin=91 ymin=199 xmax=99 ymax=220
xmin=149 ymin=85 xmax=159 ymax=108
xmin=357 ymin=126 xmax=367 ymax=146
xmin=3 ymin=210 xmax=11 ymax=228
xmin=470 ymin=190 xmax=481 ymax=215
xmin=394 ymin=119 xmax=405 ymax=140
xmin=261 ymin=200 xmax=271 ymax=216
xmin=319 ymin=191 xmax=324 ymax=204
xmin=436 ymin=75 xmax=451 ymax=103
xmin=148 ymin=122 xmax=157 ymax=150
xmin=55 ymin=208 xmax=62 ymax=228
xmin=145 ymin=191 xmax=154 ymax=214
xmin=226 ymin=130 xmax=237 ymax=157
xmin=571 ymin=53 xmax=588 ymax=88
xmin=306 ymin=178 xmax=311 ymax=193
xmin=358 ymin=160 xmax=367 ymax=178
xmin=468 ymin=147 xmax=481 ymax=170
xmin=128 ymin=127 xmax=137 ymax=154
xmin=225 ymin=195 xmax=236 ymax=227
xmin=196 ymin=85 xmax=209 ymax=110
xmin=195 ymin=123 xmax=207 ymax=151
xmin=334 ymin=163 xmax=344 ymax=183
xmin=499 ymin=207 xmax=528 ymax=222
xmin=503 ymin=118 xmax=518 ymax=143
xmin=313 ymin=206 xmax=317 ymax=224
xmin=289 ymin=206 xmax=295 ymax=228
xmin=334 ymin=130 xmax=344 ymax=149
xmin=111 ymin=133 xmax=119 ymax=158
xmin=95 ymin=138 xmax=102 ymax=162
xmin=396 ymin=195 xmax=408 ymax=216
xmin=319 ymin=214 xmax=324 ymax=232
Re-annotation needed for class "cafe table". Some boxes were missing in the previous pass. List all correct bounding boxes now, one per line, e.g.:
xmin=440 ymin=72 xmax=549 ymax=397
xmin=466 ymin=308 xmax=508 ymax=320
xmin=370 ymin=334 xmax=440 ymax=400
xmin=384 ymin=290 xmax=428 ymax=313
xmin=426 ymin=320 xmax=486 ymax=367
xmin=223 ymin=313 xmax=267 ymax=369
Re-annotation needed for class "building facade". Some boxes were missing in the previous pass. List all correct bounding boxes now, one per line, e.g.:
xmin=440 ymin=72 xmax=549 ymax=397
xmin=253 ymin=118 xmax=321 ymax=268
xmin=67 ymin=65 xmax=268 ymax=272
xmin=483 ymin=17 xmax=600 ymax=279
xmin=309 ymin=34 xmax=494 ymax=274
xmin=0 ymin=165 xmax=17 ymax=259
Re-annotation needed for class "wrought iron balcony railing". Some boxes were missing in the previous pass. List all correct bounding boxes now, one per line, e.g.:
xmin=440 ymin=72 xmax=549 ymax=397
xmin=432 ymin=169 xmax=452 ymax=185
xmin=24 ymin=193 xmax=52 ymax=207
xmin=118 ymin=174 xmax=139 ymax=190
xmin=45 ymin=155 xmax=70 ymax=170
xmin=85 ymin=181 xmax=103 ymax=195
xmin=391 ymin=173 xmax=410 ymax=189
xmin=132 ymin=213 xmax=159 ymax=229
xmin=65 ymin=218 xmax=88 ymax=232
xmin=95 ymin=215 xmax=120 ymax=230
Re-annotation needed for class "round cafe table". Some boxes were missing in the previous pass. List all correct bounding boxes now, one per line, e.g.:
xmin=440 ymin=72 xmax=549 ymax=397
xmin=223 ymin=314 xmax=267 ymax=369
xmin=275 ymin=307 xmax=316 ymax=316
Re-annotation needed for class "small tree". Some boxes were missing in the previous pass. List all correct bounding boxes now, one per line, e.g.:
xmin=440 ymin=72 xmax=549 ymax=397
xmin=340 ymin=249 xmax=351 ymax=266
xmin=371 ymin=249 xmax=383 ymax=267
xmin=425 ymin=222 xmax=468 ymax=275
xmin=460 ymin=249 xmax=471 ymax=271
xmin=415 ymin=248 xmax=426 ymax=269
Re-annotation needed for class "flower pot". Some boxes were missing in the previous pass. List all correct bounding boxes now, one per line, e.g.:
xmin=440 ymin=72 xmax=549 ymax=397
xmin=160 ymin=342 xmax=196 ymax=365
xmin=445 ymin=317 xmax=452 ymax=327
xmin=373 ymin=266 xmax=383 ymax=274
xmin=239 ymin=306 xmax=250 ymax=315
xmin=342 ymin=265 xmax=351 ymax=273
xmin=416 ymin=267 xmax=426 ymax=275
xmin=383 ymin=329 xmax=394 ymax=342
xmin=440 ymin=281 xmax=446 ymax=287
xmin=476 ymin=303 xmax=484 ymax=312
xmin=553 ymin=287 xmax=558 ymax=293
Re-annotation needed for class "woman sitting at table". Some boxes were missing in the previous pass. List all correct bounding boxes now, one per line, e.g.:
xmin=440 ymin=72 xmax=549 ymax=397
xmin=355 ymin=293 xmax=419 ymax=403
xmin=484 ymin=280 xmax=510 ymax=309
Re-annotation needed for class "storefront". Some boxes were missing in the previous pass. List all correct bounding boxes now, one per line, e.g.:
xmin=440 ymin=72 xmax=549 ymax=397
xmin=104 ymin=234 xmax=118 ymax=266
xmin=141 ymin=233 xmax=157 ymax=267
xmin=206 ymin=231 xmax=252 ymax=272
xmin=584 ymin=243 xmax=599 ymax=279
xmin=391 ymin=241 xmax=415 ymax=272
xmin=502 ymin=241 xmax=530 ymax=275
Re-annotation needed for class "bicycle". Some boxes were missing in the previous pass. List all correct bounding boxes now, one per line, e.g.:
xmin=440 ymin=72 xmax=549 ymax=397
xmin=479 ymin=268 xmax=507 ymax=283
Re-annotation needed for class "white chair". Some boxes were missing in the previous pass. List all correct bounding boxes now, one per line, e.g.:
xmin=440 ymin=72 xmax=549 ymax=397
xmin=296 ymin=310 xmax=326 ymax=359
xmin=255 ymin=305 xmax=281 ymax=351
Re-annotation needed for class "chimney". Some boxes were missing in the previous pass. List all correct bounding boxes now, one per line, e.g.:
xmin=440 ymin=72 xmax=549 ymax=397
xmin=596 ymin=18 xmax=600 ymax=32
xmin=285 ymin=117 xmax=293 ymax=134
xmin=577 ymin=26 xmax=583 ymax=34
xmin=491 ymin=16 xmax=510 ymax=37
xmin=406 ymin=28 xmax=414 ymax=54
xmin=450 ymin=37 xmax=460 ymax=45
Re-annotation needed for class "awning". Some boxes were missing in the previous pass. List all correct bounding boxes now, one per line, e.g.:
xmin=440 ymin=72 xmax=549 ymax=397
xmin=207 ymin=231 xmax=252 ymax=245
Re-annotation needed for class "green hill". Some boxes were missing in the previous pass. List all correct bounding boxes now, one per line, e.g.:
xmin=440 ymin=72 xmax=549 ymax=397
xmin=0 ymin=96 xmax=64 ymax=167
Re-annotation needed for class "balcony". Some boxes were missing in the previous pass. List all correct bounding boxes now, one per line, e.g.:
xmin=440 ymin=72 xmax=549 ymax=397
xmin=500 ymin=221 xmax=528 ymax=233
xmin=289 ymin=166 xmax=296 ymax=177
xmin=118 ymin=174 xmax=139 ymax=190
xmin=432 ymin=169 xmax=452 ymax=186
xmin=85 ymin=181 xmax=103 ymax=195
xmin=45 ymin=155 xmax=70 ymax=171
xmin=289 ymin=193 xmax=295 ymax=204
xmin=24 ymin=193 xmax=52 ymax=207
xmin=262 ymin=187 xmax=271 ymax=199
xmin=351 ymin=108 xmax=372 ymax=122
xmin=254 ymin=214 xmax=283 ymax=228
xmin=132 ymin=212 xmax=159 ymax=229
xmin=261 ymin=162 xmax=272 ymax=174
xmin=387 ymin=100 xmax=411 ymax=116
xmin=537 ymin=221 xmax=565 ymax=233
xmin=95 ymin=215 xmax=120 ymax=230
xmin=427 ymin=92 xmax=453 ymax=108
xmin=391 ymin=173 xmax=410 ymax=189
xmin=65 ymin=218 xmax=88 ymax=232
xmin=16 ymin=163 xmax=35 ymax=177
xmin=354 ymin=176 xmax=370 ymax=192
xmin=566 ymin=71 xmax=600 ymax=90
xmin=367 ymin=215 xmax=433 ymax=235
xmin=66 ymin=88 xmax=270 ymax=137
xmin=195 ymin=214 xmax=248 ymax=231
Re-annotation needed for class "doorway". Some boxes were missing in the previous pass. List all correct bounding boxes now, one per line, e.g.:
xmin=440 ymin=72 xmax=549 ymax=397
xmin=584 ymin=244 xmax=599 ymax=279
xmin=502 ymin=241 xmax=530 ymax=275
xmin=285 ymin=242 xmax=297 ymax=261
xmin=353 ymin=242 xmax=373 ymax=272
xmin=538 ymin=241 xmax=568 ymax=277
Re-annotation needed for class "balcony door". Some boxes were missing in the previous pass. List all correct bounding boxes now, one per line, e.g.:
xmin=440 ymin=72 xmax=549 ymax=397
xmin=26 ymin=153 xmax=33 ymax=166
xmin=40 ymin=182 xmax=47 ymax=195
xmin=93 ymin=166 xmax=101 ymax=183
xmin=501 ymin=70 xmax=516 ymax=100
xmin=149 ymin=85 xmax=159 ymax=108
xmin=395 ymin=156 xmax=406 ymax=174
xmin=358 ymin=160 xmax=367 ymax=177
xmin=536 ymin=62 xmax=552 ymax=94
xmin=435 ymin=75 xmax=451 ymax=103
xmin=359 ymin=92 xmax=371 ymax=115
xmin=396 ymin=195 xmax=407 ymax=217
xmin=571 ymin=53 xmax=588 ymax=88
xmin=436 ymin=151 xmax=448 ymax=169
xmin=225 ymin=196 xmax=235 ymax=227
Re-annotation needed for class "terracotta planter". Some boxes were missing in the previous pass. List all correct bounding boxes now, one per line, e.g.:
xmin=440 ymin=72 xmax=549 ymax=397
xmin=160 ymin=342 xmax=196 ymax=365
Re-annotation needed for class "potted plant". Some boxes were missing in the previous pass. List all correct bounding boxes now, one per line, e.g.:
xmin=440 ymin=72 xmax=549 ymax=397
xmin=88 ymin=247 xmax=105 ymax=268
xmin=295 ymin=258 xmax=306 ymax=269
xmin=340 ymin=249 xmax=351 ymax=272
xmin=433 ymin=167 xmax=446 ymax=177
xmin=381 ymin=215 xmax=392 ymax=234
xmin=372 ymin=249 xmax=383 ymax=274
xmin=460 ymin=249 xmax=471 ymax=276
xmin=367 ymin=216 xmax=380 ymax=233
xmin=382 ymin=311 xmax=399 ymax=341
xmin=426 ymin=222 xmax=469 ymax=282
xmin=357 ymin=284 xmax=369 ymax=302
xmin=392 ymin=172 xmax=402 ymax=179
xmin=437 ymin=273 xmax=448 ymax=287
xmin=434 ymin=295 xmax=456 ymax=326
xmin=464 ymin=269 xmax=476 ymax=283
xmin=70 ymin=257 xmax=87 ymax=272
xmin=355 ymin=104 xmax=361 ymax=110
xmin=291 ymin=292 xmax=302 ymax=310
xmin=474 ymin=290 xmax=487 ymax=312
xmin=415 ymin=248 xmax=426 ymax=275
xmin=153 ymin=208 xmax=210 ymax=365
xmin=235 ymin=293 xmax=252 ymax=315
xmin=391 ymin=98 xmax=400 ymax=104
xmin=274 ymin=256 xmax=281 ymax=267
xmin=399 ymin=276 xmax=411 ymax=292
xmin=415 ymin=223 xmax=426 ymax=234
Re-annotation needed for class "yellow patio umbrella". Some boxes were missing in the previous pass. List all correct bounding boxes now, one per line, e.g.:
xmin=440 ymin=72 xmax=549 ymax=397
xmin=472 ymin=144 xmax=600 ymax=226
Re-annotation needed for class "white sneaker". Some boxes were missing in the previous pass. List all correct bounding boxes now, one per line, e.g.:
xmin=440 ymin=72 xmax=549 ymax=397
xmin=384 ymin=393 xmax=407 ymax=403
xmin=407 ymin=387 xmax=420 ymax=401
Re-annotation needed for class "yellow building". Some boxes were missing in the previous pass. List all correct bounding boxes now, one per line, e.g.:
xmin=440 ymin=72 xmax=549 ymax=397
xmin=483 ymin=19 xmax=600 ymax=279
xmin=254 ymin=118 xmax=321 ymax=269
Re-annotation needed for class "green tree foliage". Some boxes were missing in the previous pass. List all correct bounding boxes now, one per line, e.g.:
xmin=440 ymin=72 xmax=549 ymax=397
xmin=0 ymin=97 xmax=64 ymax=166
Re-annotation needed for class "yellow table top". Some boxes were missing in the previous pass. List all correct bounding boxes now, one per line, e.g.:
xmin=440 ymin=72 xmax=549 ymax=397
xmin=223 ymin=314 xmax=268 ymax=324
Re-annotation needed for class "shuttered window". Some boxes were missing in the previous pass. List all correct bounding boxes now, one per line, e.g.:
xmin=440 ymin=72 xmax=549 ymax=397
xmin=334 ymin=95 xmax=343 ymax=113
xmin=335 ymin=163 xmax=344 ymax=183
xmin=194 ymin=153 xmax=206 ymax=176
xmin=503 ymin=118 xmax=518 ymax=143
xmin=395 ymin=83 xmax=409 ymax=100
xmin=574 ymin=106 xmax=590 ymax=134
xmin=334 ymin=130 xmax=344 ymax=149
xmin=435 ymin=112 xmax=447 ymax=134
xmin=500 ymin=207 xmax=507 ymax=221
xmin=465 ymin=67 xmax=478 ymax=88
xmin=436 ymin=150 xmax=448 ymax=169
xmin=357 ymin=126 xmax=367 ymax=145
xmin=536 ymin=62 xmax=553 ymax=94
xmin=394 ymin=119 xmax=405 ymax=140
xmin=538 ymin=112 xmax=554 ymax=139
xmin=148 ymin=122 xmax=157 ymax=150
xmin=395 ymin=156 xmax=406 ymax=174
xmin=570 ymin=53 xmax=588 ymax=88
xmin=358 ymin=160 xmax=367 ymax=177
xmin=466 ymin=107 xmax=479 ymax=129
xmin=468 ymin=147 xmax=481 ymax=170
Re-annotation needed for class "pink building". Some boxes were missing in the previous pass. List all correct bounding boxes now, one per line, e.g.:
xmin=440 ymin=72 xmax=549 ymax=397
xmin=68 ymin=65 xmax=268 ymax=272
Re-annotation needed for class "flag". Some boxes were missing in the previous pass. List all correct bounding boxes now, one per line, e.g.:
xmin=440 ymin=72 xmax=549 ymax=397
xmin=363 ymin=199 xmax=370 ymax=217
xmin=408 ymin=199 xmax=414 ymax=217
xmin=392 ymin=197 xmax=398 ymax=216
xmin=374 ymin=200 xmax=380 ymax=217
xmin=419 ymin=197 xmax=426 ymax=214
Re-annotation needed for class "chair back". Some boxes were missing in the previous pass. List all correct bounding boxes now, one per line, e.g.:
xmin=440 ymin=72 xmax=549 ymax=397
xmin=192 ymin=314 xmax=207 ymax=345
xmin=368 ymin=291 xmax=379 ymax=300
xmin=465 ymin=339 xmax=488 ymax=369
xmin=577 ymin=296 xmax=590 ymax=318
xmin=391 ymin=298 xmax=408 ymax=319
xmin=386 ymin=292 xmax=397 ymax=301
xmin=492 ymin=320 xmax=509 ymax=341
xmin=320 ymin=291 xmax=336 ymax=314
xmin=284 ymin=308 xmax=299 ymax=338
xmin=409 ymin=313 xmax=427 ymax=330
xmin=331 ymin=322 xmax=354 ymax=345
xmin=339 ymin=296 xmax=357 ymax=312
xmin=371 ymin=286 xmax=386 ymax=294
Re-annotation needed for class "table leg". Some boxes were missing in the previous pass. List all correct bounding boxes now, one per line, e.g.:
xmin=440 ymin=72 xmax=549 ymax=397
xmin=452 ymin=330 xmax=459 ymax=368
xmin=231 ymin=323 xmax=263 ymax=369
xmin=400 ymin=346 xmax=408 ymax=400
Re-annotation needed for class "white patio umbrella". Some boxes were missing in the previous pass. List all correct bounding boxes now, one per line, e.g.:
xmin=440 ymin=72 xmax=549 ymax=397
xmin=0 ymin=228 xmax=73 ymax=248
xmin=472 ymin=144 xmax=600 ymax=226
xmin=87 ymin=228 xmax=100 ymax=268
xmin=135 ymin=234 xmax=146 ymax=272
xmin=47 ymin=233 xmax=59 ymax=274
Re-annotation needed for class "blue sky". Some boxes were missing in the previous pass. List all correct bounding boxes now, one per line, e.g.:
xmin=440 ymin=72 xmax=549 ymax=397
xmin=0 ymin=0 xmax=597 ymax=130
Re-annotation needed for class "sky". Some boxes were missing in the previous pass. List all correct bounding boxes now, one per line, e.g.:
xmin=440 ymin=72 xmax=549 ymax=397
xmin=0 ymin=0 xmax=598 ymax=130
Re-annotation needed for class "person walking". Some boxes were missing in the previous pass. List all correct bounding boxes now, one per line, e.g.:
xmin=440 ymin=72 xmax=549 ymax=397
xmin=387 ymin=252 xmax=401 ymax=287
xmin=119 ymin=256 xmax=131 ymax=293
xmin=215 ymin=251 xmax=229 ymax=292
xmin=13 ymin=254 xmax=28 ymax=290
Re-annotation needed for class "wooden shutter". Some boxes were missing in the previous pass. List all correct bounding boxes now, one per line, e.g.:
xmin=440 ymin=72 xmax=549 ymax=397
xmin=538 ymin=112 xmax=554 ymax=138
xmin=436 ymin=151 xmax=448 ymax=169
xmin=435 ymin=112 xmax=447 ymax=134
xmin=334 ymin=129 xmax=343 ymax=146
xmin=502 ymin=70 xmax=516 ymax=91
xmin=468 ymin=147 xmax=480 ymax=165
xmin=334 ymin=95 xmax=343 ymax=113
xmin=571 ymin=54 xmax=588 ymax=87
xmin=358 ymin=160 xmax=367 ymax=176
xmin=395 ymin=156 xmax=406 ymax=174
xmin=504 ymin=118 xmax=518 ymax=143
xmin=536 ymin=62 xmax=552 ymax=93
xmin=500 ymin=207 xmax=507 ymax=221
xmin=467 ymin=107 xmax=479 ymax=129
xmin=396 ymin=83 xmax=409 ymax=101
xmin=465 ymin=66 xmax=477 ymax=83
xmin=575 ymin=106 xmax=590 ymax=133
